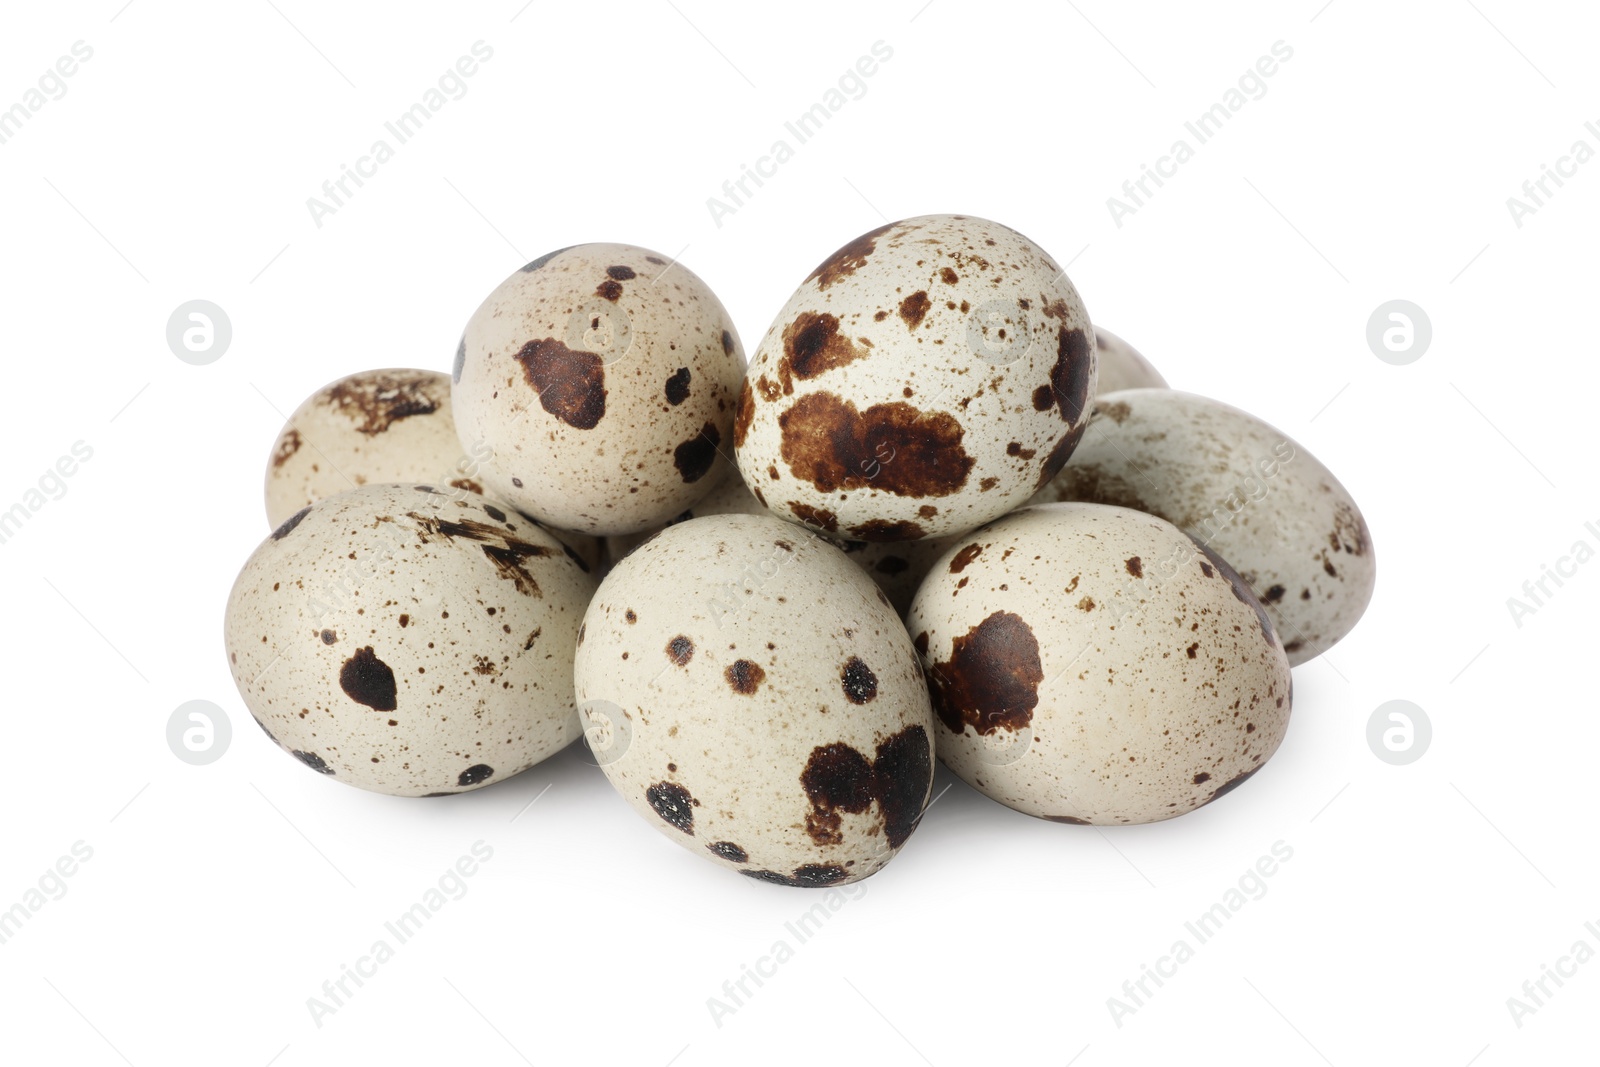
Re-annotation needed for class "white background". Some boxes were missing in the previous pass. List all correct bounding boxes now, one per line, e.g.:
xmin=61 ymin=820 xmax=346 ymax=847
xmin=1 ymin=1 xmax=1595 ymax=1064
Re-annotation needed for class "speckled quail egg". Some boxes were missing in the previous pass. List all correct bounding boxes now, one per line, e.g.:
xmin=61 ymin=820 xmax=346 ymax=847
xmin=609 ymin=459 xmax=961 ymax=615
xmin=225 ymin=483 xmax=596 ymax=796
xmin=1032 ymin=389 xmax=1375 ymax=665
xmin=733 ymin=214 xmax=1097 ymax=543
xmin=264 ymin=368 xmax=603 ymax=570
xmin=832 ymin=529 xmax=964 ymax=617
xmin=265 ymin=370 xmax=464 ymax=527
xmin=602 ymin=457 xmax=763 ymax=563
xmin=573 ymin=513 xmax=935 ymax=886
xmin=1092 ymin=327 xmax=1168 ymax=392
xmin=907 ymin=502 xmax=1292 ymax=824
xmin=452 ymin=244 xmax=745 ymax=536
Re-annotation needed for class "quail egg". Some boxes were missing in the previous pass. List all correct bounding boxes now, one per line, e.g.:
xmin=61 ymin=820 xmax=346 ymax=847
xmin=1093 ymin=327 xmax=1168 ymax=392
xmin=907 ymin=502 xmax=1292 ymax=824
xmin=265 ymin=370 xmax=464 ymax=528
xmin=574 ymin=513 xmax=935 ymax=885
xmin=225 ymin=483 xmax=596 ymax=795
xmin=734 ymin=214 xmax=1097 ymax=542
xmin=452 ymin=245 xmax=745 ymax=536
xmin=1033 ymin=389 xmax=1375 ymax=664
xmin=610 ymin=459 xmax=961 ymax=615
xmin=264 ymin=368 xmax=603 ymax=570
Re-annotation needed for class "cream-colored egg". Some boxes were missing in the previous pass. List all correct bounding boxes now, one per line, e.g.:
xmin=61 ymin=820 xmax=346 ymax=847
xmin=574 ymin=513 xmax=934 ymax=886
xmin=602 ymin=458 xmax=764 ymax=563
xmin=265 ymin=370 xmax=466 ymax=528
xmin=1093 ymin=327 xmax=1168 ymax=392
xmin=225 ymin=483 xmax=595 ymax=796
xmin=734 ymin=214 xmax=1096 ymax=542
xmin=452 ymin=245 xmax=745 ymax=536
xmin=907 ymin=503 xmax=1292 ymax=824
xmin=608 ymin=459 xmax=961 ymax=615
xmin=1033 ymin=389 xmax=1375 ymax=665
xmin=263 ymin=368 xmax=603 ymax=570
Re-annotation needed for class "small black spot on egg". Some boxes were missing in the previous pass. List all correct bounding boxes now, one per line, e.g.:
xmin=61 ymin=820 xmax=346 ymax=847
xmin=725 ymin=659 xmax=765 ymax=694
xmin=339 ymin=647 xmax=397 ymax=711
xmin=1204 ymin=767 xmax=1260 ymax=805
xmin=520 ymin=246 xmax=571 ymax=273
xmin=293 ymin=750 xmax=336 ymax=775
xmin=458 ymin=764 xmax=493 ymax=786
xmin=646 ymin=781 xmax=697 ymax=834
xmin=272 ymin=506 xmax=311 ymax=541
xmin=840 ymin=657 xmax=878 ymax=704
xmin=740 ymin=864 xmax=848 ymax=888
xmin=707 ymin=841 xmax=748 ymax=863
xmin=665 ymin=367 xmax=691 ymax=405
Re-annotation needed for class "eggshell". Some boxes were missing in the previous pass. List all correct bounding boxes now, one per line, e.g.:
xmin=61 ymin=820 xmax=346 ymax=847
xmin=452 ymin=244 xmax=745 ymax=536
xmin=224 ymin=483 xmax=596 ymax=796
xmin=833 ymin=533 xmax=965 ymax=618
xmin=1033 ymin=389 xmax=1375 ymax=664
xmin=263 ymin=368 xmax=603 ymax=570
xmin=1092 ymin=327 xmax=1168 ymax=392
xmin=574 ymin=513 xmax=935 ymax=886
xmin=264 ymin=370 xmax=463 ymax=528
xmin=907 ymin=502 xmax=1292 ymax=824
xmin=608 ymin=459 xmax=961 ymax=615
xmin=734 ymin=214 xmax=1096 ymax=542
xmin=602 ymin=458 xmax=764 ymax=563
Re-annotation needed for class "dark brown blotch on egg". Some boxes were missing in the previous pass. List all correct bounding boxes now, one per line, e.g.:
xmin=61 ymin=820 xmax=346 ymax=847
xmin=926 ymin=611 xmax=1043 ymax=736
xmin=514 ymin=337 xmax=607 ymax=430
xmin=778 ymin=391 xmax=973 ymax=498
xmin=806 ymin=222 xmax=894 ymax=290
xmin=339 ymin=646 xmax=397 ymax=711
xmin=725 ymin=659 xmax=766 ymax=694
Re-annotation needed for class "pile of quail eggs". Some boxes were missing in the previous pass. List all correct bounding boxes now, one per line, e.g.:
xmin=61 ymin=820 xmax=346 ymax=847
xmin=225 ymin=215 xmax=1374 ymax=888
